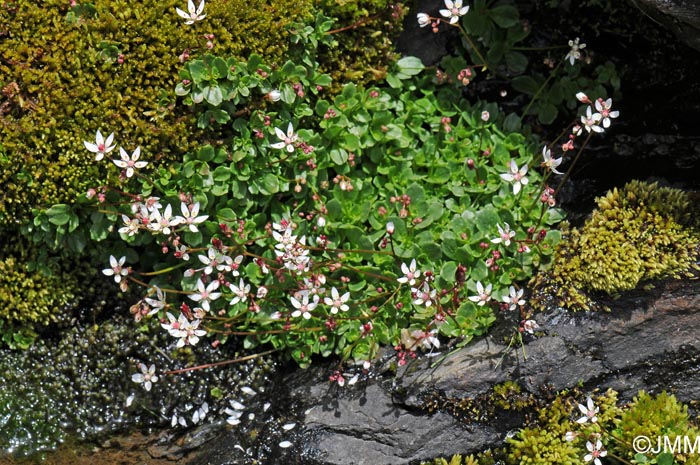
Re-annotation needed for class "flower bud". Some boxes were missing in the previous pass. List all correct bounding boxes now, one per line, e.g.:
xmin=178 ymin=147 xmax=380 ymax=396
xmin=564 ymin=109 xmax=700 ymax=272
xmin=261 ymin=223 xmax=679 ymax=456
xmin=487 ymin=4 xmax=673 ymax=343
xmin=481 ymin=111 xmax=490 ymax=122
xmin=576 ymin=92 xmax=591 ymax=104
xmin=267 ymin=89 xmax=281 ymax=102
xmin=386 ymin=221 xmax=395 ymax=235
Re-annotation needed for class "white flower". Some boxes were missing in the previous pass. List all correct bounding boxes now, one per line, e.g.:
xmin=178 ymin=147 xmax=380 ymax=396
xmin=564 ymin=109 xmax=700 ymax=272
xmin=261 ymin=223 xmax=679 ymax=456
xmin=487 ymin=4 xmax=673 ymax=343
xmin=174 ymin=201 xmax=208 ymax=233
xmin=84 ymin=130 xmax=116 ymax=161
xmin=132 ymin=363 xmax=158 ymax=391
xmin=565 ymin=431 xmax=578 ymax=442
xmin=439 ymin=0 xmax=469 ymax=24
xmin=522 ymin=319 xmax=539 ymax=334
xmin=102 ymin=255 xmax=129 ymax=283
xmin=118 ymin=214 xmax=141 ymax=236
xmin=279 ymin=441 xmax=293 ymax=449
xmin=324 ymin=287 xmax=350 ymax=314
xmin=113 ymin=146 xmax=148 ymax=178
xmin=576 ymin=397 xmax=599 ymax=424
xmin=576 ymin=92 xmax=591 ymax=104
xmin=175 ymin=315 xmax=206 ymax=347
xmin=266 ymin=89 xmax=281 ymax=102
xmin=541 ymin=146 xmax=564 ymax=175
xmin=584 ymin=439 xmax=607 ymax=465
xmin=412 ymin=282 xmax=436 ymax=307
xmin=397 ymin=259 xmax=420 ymax=286
xmin=270 ymin=122 xmax=298 ymax=153
xmin=502 ymin=286 xmax=525 ymax=311
xmin=593 ymin=97 xmax=620 ymax=128
xmin=176 ymin=0 xmax=206 ymax=25
xmin=189 ymin=279 xmax=221 ymax=312
xmin=468 ymin=281 xmax=492 ymax=306
xmin=290 ymin=292 xmax=318 ymax=319
xmin=148 ymin=204 xmax=182 ymax=236
xmin=565 ymin=37 xmax=586 ymax=65
xmin=490 ymin=223 xmax=516 ymax=247
xmin=417 ymin=12 xmax=431 ymax=27
xmin=229 ymin=279 xmax=250 ymax=306
xmin=198 ymin=247 xmax=233 ymax=275
xmin=581 ymin=106 xmax=604 ymax=133
xmin=500 ymin=160 xmax=529 ymax=195
xmin=386 ymin=221 xmax=395 ymax=235
xmin=145 ymin=286 xmax=167 ymax=315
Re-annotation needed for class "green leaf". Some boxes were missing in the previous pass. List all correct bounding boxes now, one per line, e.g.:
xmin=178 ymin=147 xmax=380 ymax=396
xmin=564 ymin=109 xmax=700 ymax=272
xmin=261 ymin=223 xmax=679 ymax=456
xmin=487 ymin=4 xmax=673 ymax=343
xmin=475 ymin=205 xmax=500 ymax=232
xmin=538 ymin=103 xmax=558 ymax=124
xmin=489 ymin=5 xmax=519 ymax=28
xmin=254 ymin=173 xmax=280 ymax=195
xmin=217 ymin=208 xmax=236 ymax=221
xmin=394 ymin=56 xmax=424 ymax=79
xmin=46 ymin=204 xmax=71 ymax=226
xmin=505 ymin=51 xmax=528 ymax=74
xmin=211 ymin=56 xmax=228 ymax=79
xmin=656 ymin=453 xmax=674 ymax=465
xmin=197 ymin=145 xmax=215 ymax=162
xmin=511 ymin=76 xmax=540 ymax=95
xmin=503 ymin=113 xmax=521 ymax=132
xmin=189 ymin=61 xmax=208 ymax=84
xmin=441 ymin=261 xmax=458 ymax=282
xmin=204 ymin=85 xmax=223 ymax=106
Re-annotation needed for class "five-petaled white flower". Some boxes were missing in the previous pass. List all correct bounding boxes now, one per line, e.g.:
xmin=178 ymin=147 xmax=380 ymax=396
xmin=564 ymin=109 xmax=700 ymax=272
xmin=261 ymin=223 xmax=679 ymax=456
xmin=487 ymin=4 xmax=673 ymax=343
xmin=581 ymin=106 xmax=604 ymax=133
xmin=412 ymin=282 xmax=436 ymax=307
xmin=189 ymin=279 xmax=221 ymax=312
xmin=113 ymin=146 xmax=148 ymax=178
xmin=468 ymin=281 xmax=492 ymax=306
xmin=593 ymin=98 xmax=620 ymax=128
xmin=229 ymin=279 xmax=251 ymax=306
xmin=176 ymin=0 xmax=206 ymax=25
xmin=565 ymin=37 xmax=586 ymax=65
xmin=502 ymin=286 xmax=526 ymax=311
xmin=290 ymin=292 xmax=318 ymax=319
xmin=174 ymin=202 xmax=208 ymax=232
xmin=491 ymin=223 xmax=516 ymax=247
xmin=145 ymin=286 xmax=167 ymax=315
xmin=397 ymin=259 xmax=421 ymax=286
xmin=576 ymin=397 xmax=599 ymax=424
xmin=417 ymin=12 xmax=431 ymax=27
xmin=103 ymin=255 xmax=129 ymax=283
xmin=439 ymin=0 xmax=469 ymax=24
xmin=84 ymin=130 xmax=116 ymax=161
xmin=584 ymin=439 xmax=607 ymax=465
xmin=148 ymin=204 xmax=182 ymax=236
xmin=324 ymin=287 xmax=350 ymax=314
xmin=167 ymin=313 xmax=206 ymax=347
xmin=500 ymin=160 xmax=529 ymax=195
xmin=118 ymin=214 xmax=141 ymax=237
xmin=270 ymin=123 xmax=298 ymax=153
xmin=132 ymin=363 xmax=158 ymax=391
xmin=541 ymin=146 xmax=564 ymax=174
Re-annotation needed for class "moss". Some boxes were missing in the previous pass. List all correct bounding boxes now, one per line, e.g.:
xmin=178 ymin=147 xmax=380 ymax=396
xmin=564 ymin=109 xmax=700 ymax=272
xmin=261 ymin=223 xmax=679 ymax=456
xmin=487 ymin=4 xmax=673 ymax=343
xmin=314 ymin=0 xmax=406 ymax=90
xmin=422 ymin=454 xmax=480 ymax=465
xmin=0 ymin=232 xmax=81 ymax=340
xmin=0 ymin=0 xmax=313 ymax=223
xmin=531 ymin=180 xmax=700 ymax=311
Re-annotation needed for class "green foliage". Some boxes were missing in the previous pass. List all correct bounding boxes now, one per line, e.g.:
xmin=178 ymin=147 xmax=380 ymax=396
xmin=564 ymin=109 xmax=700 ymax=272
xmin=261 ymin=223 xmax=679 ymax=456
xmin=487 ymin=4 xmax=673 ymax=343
xmin=313 ymin=0 xmax=405 ymax=88
xmin=422 ymin=454 xmax=480 ymax=465
xmin=433 ymin=0 xmax=620 ymax=126
xmin=0 ymin=0 xmax=313 ymax=224
xmin=531 ymin=181 xmax=700 ymax=311
xmin=507 ymin=390 xmax=699 ymax=465
xmin=68 ymin=17 xmax=563 ymax=367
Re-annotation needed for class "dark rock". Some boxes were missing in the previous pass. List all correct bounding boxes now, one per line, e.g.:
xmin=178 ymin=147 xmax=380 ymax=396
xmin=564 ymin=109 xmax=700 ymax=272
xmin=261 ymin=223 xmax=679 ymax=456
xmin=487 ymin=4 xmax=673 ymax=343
xmin=629 ymin=0 xmax=700 ymax=51
xmin=190 ymin=279 xmax=700 ymax=465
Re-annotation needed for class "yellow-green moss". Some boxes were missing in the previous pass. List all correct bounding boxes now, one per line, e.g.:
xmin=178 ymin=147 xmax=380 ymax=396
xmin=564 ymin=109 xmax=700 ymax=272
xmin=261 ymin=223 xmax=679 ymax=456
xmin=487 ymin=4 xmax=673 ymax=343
xmin=0 ymin=0 xmax=313 ymax=223
xmin=421 ymin=454 xmax=480 ymax=465
xmin=531 ymin=180 xmax=700 ymax=311
xmin=0 ymin=233 xmax=80 ymax=327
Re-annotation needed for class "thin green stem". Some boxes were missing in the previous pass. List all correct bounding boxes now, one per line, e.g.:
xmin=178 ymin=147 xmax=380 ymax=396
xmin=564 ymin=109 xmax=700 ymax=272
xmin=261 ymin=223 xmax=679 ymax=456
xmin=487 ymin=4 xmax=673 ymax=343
xmin=520 ymin=58 xmax=564 ymax=123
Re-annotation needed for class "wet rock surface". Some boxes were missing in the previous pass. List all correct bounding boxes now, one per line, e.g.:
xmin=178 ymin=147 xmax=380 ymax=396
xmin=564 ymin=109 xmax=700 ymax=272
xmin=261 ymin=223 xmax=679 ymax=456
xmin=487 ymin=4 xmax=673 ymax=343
xmin=190 ymin=278 xmax=700 ymax=465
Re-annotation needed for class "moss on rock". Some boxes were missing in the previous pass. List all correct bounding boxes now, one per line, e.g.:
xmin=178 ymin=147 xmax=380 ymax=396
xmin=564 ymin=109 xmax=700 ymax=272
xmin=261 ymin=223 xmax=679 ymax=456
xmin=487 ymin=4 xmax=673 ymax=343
xmin=531 ymin=180 xmax=699 ymax=311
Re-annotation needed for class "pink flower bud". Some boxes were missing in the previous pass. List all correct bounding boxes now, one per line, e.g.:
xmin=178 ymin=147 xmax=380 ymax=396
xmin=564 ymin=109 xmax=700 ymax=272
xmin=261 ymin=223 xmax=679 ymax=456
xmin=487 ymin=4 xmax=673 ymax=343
xmin=386 ymin=221 xmax=395 ymax=235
